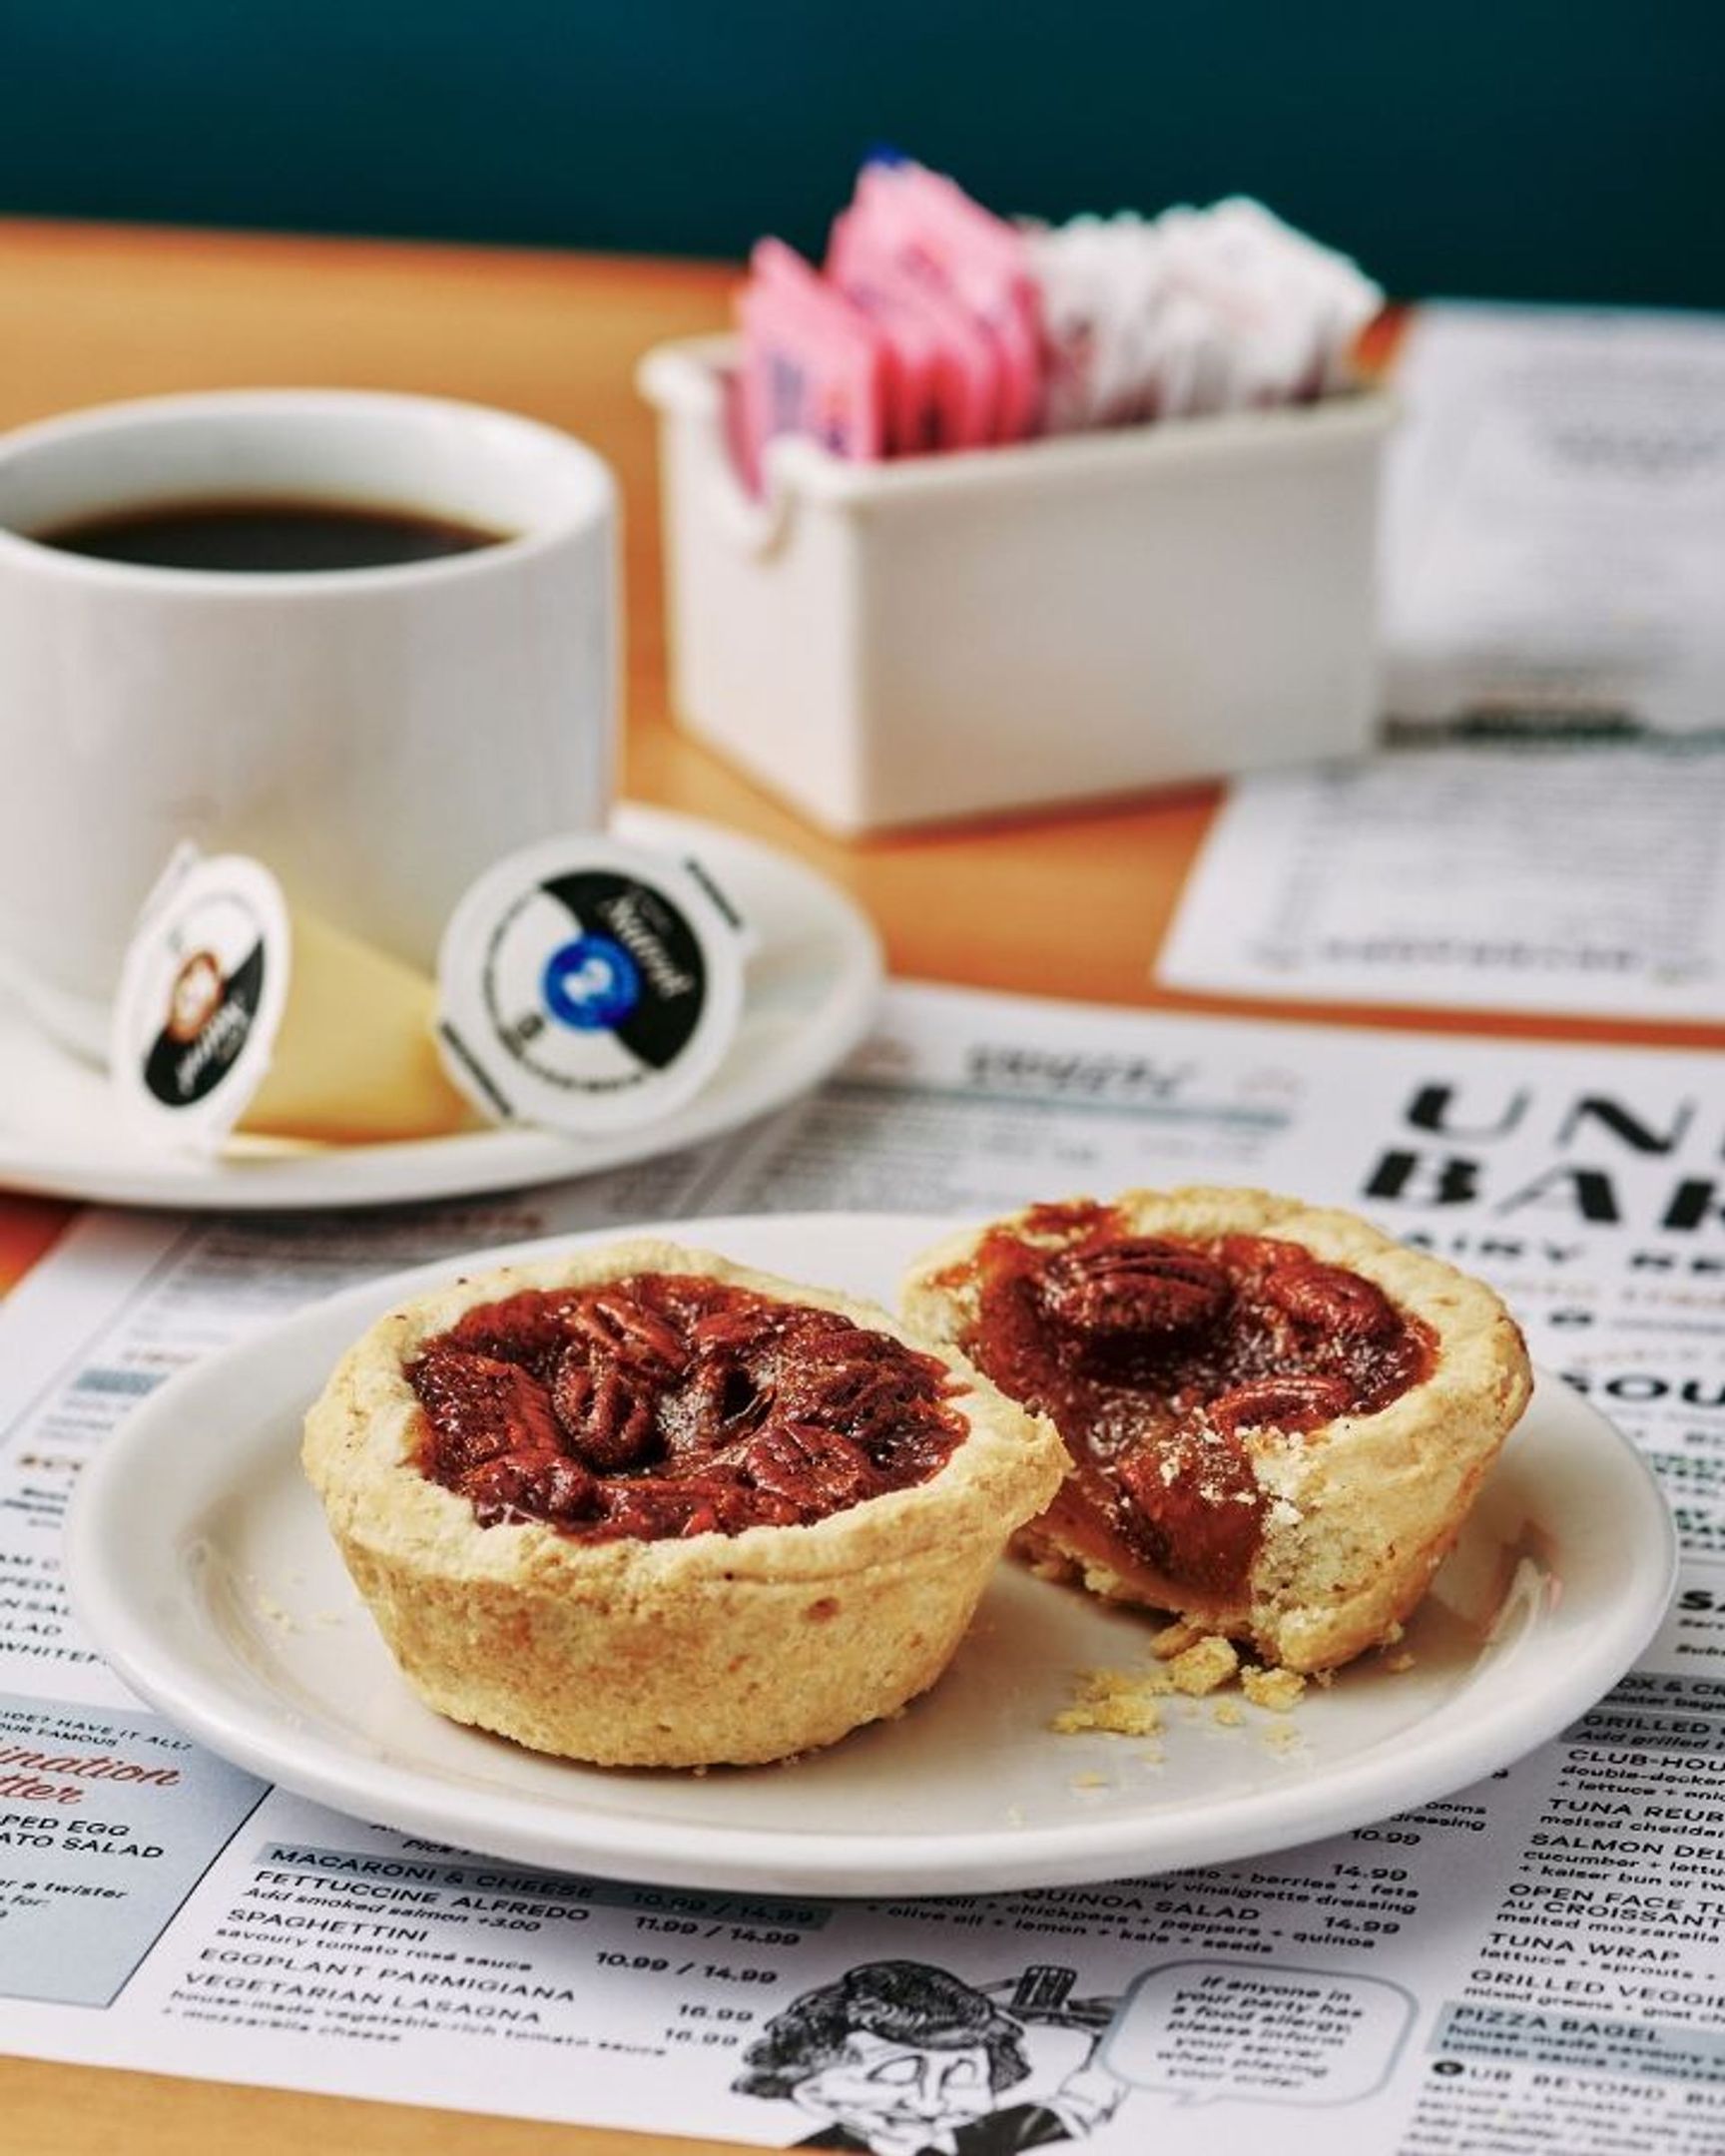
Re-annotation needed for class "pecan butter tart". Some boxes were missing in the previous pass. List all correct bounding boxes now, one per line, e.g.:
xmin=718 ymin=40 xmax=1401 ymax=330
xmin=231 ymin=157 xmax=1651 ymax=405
xmin=302 ymin=1241 xmax=1064 ymax=1767
xmin=901 ymin=1190 xmax=1532 ymax=1673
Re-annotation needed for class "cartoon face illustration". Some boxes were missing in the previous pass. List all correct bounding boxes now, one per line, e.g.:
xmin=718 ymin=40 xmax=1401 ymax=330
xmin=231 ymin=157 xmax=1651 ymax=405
xmin=733 ymin=1958 xmax=1135 ymax=2156
xmin=789 ymin=2029 xmax=996 ymax=2154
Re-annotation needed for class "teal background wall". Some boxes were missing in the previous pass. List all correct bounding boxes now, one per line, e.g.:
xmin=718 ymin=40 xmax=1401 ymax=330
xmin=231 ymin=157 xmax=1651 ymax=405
xmin=5 ymin=2 xmax=1722 ymax=305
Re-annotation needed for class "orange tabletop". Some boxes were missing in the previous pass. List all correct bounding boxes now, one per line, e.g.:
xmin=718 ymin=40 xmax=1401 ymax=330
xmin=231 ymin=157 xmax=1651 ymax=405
xmin=0 ymin=219 xmax=1716 ymax=2156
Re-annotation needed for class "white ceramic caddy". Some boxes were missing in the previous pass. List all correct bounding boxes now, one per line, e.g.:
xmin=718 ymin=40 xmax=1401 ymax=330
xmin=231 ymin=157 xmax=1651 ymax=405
xmin=641 ymin=336 xmax=1394 ymax=835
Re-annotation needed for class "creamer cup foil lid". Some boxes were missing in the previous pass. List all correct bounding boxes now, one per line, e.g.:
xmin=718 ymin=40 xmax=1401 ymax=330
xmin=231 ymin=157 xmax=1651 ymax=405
xmin=110 ymin=846 xmax=291 ymax=1151
xmin=436 ymin=837 xmax=750 ymax=1134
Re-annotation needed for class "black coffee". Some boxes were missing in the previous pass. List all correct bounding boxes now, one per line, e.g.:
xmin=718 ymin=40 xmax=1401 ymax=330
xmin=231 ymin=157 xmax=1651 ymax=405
xmin=35 ymin=497 xmax=510 ymax=573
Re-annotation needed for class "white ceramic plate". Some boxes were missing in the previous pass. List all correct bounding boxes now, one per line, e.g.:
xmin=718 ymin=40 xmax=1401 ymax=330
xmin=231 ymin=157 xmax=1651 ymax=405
xmin=67 ymin=1213 xmax=1677 ymax=1897
xmin=0 ymin=808 xmax=880 ymax=1211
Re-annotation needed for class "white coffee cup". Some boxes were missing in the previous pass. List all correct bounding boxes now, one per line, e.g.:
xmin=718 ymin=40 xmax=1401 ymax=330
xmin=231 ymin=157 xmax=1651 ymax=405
xmin=0 ymin=388 xmax=617 ymax=1059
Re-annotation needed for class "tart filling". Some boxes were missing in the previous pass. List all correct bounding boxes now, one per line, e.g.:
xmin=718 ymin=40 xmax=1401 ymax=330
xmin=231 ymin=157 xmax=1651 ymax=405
xmin=302 ymin=1240 xmax=1065 ymax=1767
xmin=902 ymin=1190 xmax=1533 ymax=1672
xmin=950 ymin=1202 xmax=1436 ymax=1600
xmin=409 ymin=1274 xmax=963 ymax=1542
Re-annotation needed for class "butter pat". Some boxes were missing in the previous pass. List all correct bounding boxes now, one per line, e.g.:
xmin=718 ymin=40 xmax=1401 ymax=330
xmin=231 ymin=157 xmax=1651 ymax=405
xmin=241 ymin=906 xmax=474 ymax=1145
xmin=110 ymin=847 xmax=473 ymax=1152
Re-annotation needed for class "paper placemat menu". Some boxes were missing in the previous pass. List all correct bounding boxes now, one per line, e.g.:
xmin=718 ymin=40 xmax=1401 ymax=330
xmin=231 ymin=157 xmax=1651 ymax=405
xmin=1382 ymin=301 xmax=1725 ymax=732
xmin=1 ymin=981 xmax=1722 ymax=2156
xmin=1158 ymin=744 xmax=1725 ymax=1021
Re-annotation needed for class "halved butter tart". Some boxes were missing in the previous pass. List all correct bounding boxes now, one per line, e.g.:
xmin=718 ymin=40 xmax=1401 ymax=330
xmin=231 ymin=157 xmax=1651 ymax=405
xmin=901 ymin=1189 xmax=1533 ymax=1673
xmin=302 ymin=1240 xmax=1064 ymax=1766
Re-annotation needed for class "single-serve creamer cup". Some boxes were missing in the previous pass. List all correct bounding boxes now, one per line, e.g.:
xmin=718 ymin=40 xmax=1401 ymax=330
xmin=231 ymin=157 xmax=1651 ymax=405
xmin=434 ymin=836 xmax=751 ymax=1134
xmin=110 ymin=846 xmax=475 ymax=1152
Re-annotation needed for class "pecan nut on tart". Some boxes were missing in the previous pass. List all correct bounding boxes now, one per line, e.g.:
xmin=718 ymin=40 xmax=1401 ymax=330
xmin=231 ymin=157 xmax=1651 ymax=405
xmin=302 ymin=1241 xmax=1064 ymax=1767
xmin=901 ymin=1189 xmax=1533 ymax=1674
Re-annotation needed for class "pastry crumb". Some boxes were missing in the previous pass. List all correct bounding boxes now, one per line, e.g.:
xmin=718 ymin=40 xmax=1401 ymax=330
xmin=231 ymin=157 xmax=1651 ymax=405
xmin=1069 ymin=1772 xmax=1110 ymax=1790
xmin=1054 ymin=1631 xmax=1310 ymax=1744
xmin=1166 ymin=1636 xmax=1240 ymax=1696
xmin=1150 ymin=1618 xmax=1206 ymax=1661
xmin=1262 ymin=1722 xmax=1305 ymax=1752
xmin=1240 ymin=1664 xmax=1306 ymax=1712
xmin=1051 ymin=1669 xmax=1166 ymax=1738
xmin=1383 ymin=1650 xmax=1416 ymax=1674
xmin=1077 ymin=1558 xmax=1132 ymax=1601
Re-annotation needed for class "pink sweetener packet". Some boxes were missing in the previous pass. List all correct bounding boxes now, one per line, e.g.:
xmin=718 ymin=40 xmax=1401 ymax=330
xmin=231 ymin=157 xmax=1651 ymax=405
xmin=828 ymin=209 xmax=999 ymax=449
xmin=745 ymin=240 xmax=892 ymax=452
xmin=850 ymin=160 xmax=1043 ymax=440
xmin=826 ymin=208 xmax=943 ymax=454
xmin=736 ymin=240 xmax=889 ymax=487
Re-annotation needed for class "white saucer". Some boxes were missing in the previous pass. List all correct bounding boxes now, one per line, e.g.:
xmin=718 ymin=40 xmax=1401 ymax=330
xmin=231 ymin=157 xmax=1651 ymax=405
xmin=67 ymin=1212 xmax=1678 ymax=1897
xmin=0 ymin=808 xmax=880 ymax=1211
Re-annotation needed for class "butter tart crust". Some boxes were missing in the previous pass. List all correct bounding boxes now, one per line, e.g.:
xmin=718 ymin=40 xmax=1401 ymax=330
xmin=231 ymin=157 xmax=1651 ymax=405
xmin=901 ymin=1189 xmax=1533 ymax=1673
xmin=302 ymin=1239 xmax=1065 ymax=1767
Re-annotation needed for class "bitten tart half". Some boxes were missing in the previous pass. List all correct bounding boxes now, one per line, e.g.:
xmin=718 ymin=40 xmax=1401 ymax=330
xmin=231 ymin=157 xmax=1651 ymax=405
xmin=902 ymin=1189 xmax=1533 ymax=1674
xmin=302 ymin=1240 xmax=1064 ymax=1767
